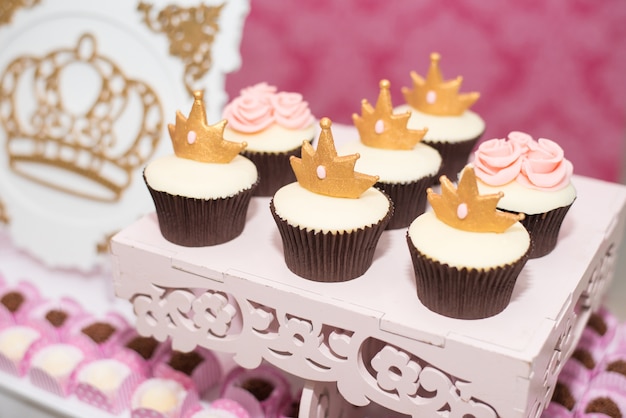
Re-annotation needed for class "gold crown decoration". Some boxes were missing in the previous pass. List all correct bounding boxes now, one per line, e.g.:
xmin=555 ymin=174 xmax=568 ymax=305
xmin=0 ymin=0 xmax=40 ymax=26
xmin=168 ymin=91 xmax=246 ymax=163
xmin=352 ymin=79 xmax=428 ymax=150
xmin=428 ymin=165 xmax=524 ymax=233
xmin=402 ymin=52 xmax=480 ymax=116
xmin=290 ymin=117 xmax=379 ymax=199
xmin=138 ymin=2 xmax=225 ymax=96
xmin=0 ymin=33 xmax=163 ymax=203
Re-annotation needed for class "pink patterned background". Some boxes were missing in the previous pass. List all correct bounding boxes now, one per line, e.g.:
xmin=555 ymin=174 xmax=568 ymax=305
xmin=226 ymin=0 xmax=626 ymax=182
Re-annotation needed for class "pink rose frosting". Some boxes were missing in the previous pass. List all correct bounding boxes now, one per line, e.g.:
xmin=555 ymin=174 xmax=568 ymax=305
xmin=517 ymin=138 xmax=573 ymax=191
xmin=223 ymin=83 xmax=314 ymax=133
xmin=473 ymin=132 xmax=572 ymax=191
xmin=507 ymin=131 xmax=534 ymax=150
xmin=270 ymin=92 xmax=314 ymax=129
xmin=473 ymin=138 xmax=526 ymax=186
xmin=223 ymin=95 xmax=274 ymax=133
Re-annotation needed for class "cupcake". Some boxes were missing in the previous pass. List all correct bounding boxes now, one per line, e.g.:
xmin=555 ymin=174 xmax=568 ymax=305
xmin=271 ymin=117 xmax=393 ymax=282
xmin=473 ymin=131 xmax=576 ymax=258
xmin=407 ymin=165 xmax=530 ymax=319
xmin=222 ymin=82 xmax=316 ymax=196
xmin=144 ymin=90 xmax=259 ymax=247
xmin=338 ymin=79 xmax=441 ymax=229
xmin=395 ymin=52 xmax=484 ymax=181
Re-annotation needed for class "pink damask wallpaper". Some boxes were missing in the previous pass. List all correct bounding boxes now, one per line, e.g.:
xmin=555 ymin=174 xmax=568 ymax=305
xmin=226 ymin=0 xmax=626 ymax=182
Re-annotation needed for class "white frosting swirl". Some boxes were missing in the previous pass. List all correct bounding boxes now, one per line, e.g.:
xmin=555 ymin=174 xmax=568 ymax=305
xmin=273 ymin=183 xmax=390 ymax=233
xmin=394 ymin=105 xmax=485 ymax=142
xmin=338 ymin=141 xmax=441 ymax=183
xmin=145 ymin=155 xmax=258 ymax=199
xmin=409 ymin=212 xmax=529 ymax=269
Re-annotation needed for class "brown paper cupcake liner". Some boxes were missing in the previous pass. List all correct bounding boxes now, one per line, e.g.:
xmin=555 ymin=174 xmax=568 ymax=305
xmin=242 ymin=145 xmax=304 ymax=197
xmin=145 ymin=175 xmax=259 ymax=247
xmin=501 ymin=201 xmax=574 ymax=259
xmin=375 ymin=175 xmax=437 ymax=230
xmin=425 ymin=133 xmax=482 ymax=182
xmin=407 ymin=235 xmax=529 ymax=319
xmin=270 ymin=198 xmax=392 ymax=282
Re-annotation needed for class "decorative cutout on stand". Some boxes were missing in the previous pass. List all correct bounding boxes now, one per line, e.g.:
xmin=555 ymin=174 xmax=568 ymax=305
xmin=583 ymin=244 xmax=616 ymax=309
xmin=527 ymin=242 xmax=619 ymax=417
xmin=0 ymin=33 xmax=163 ymax=202
xmin=137 ymin=1 xmax=225 ymax=96
xmin=532 ymin=310 xmax=576 ymax=418
xmin=0 ymin=0 xmax=40 ymax=26
xmin=367 ymin=343 xmax=497 ymax=417
xmin=128 ymin=282 xmax=498 ymax=418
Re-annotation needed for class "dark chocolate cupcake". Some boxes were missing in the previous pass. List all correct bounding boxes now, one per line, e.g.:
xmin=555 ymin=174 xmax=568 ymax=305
xmin=474 ymin=131 xmax=576 ymax=258
xmin=223 ymin=82 xmax=315 ymax=197
xmin=396 ymin=52 xmax=484 ymax=182
xmin=144 ymin=91 xmax=258 ymax=247
xmin=339 ymin=79 xmax=441 ymax=230
xmin=271 ymin=118 xmax=392 ymax=282
xmin=407 ymin=167 xmax=530 ymax=319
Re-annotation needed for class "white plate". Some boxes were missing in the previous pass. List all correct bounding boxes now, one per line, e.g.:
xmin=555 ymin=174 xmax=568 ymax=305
xmin=0 ymin=0 xmax=249 ymax=269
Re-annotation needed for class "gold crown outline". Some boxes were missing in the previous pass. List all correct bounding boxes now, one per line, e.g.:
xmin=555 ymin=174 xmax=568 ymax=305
xmin=0 ymin=33 xmax=163 ymax=202
xmin=168 ymin=90 xmax=246 ymax=163
xmin=290 ymin=117 xmax=379 ymax=199
xmin=402 ymin=52 xmax=480 ymax=116
xmin=428 ymin=165 xmax=524 ymax=233
xmin=353 ymin=79 xmax=427 ymax=150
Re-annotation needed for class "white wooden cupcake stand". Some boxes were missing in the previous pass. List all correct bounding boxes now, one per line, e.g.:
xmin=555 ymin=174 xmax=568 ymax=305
xmin=111 ymin=169 xmax=626 ymax=418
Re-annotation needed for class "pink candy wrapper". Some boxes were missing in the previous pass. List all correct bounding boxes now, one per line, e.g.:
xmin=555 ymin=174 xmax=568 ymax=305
xmin=575 ymin=372 xmax=626 ymax=417
xmin=153 ymin=346 xmax=222 ymax=395
xmin=0 ymin=322 xmax=46 ymax=376
xmin=221 ymin=365 xmax=292 ymax=418
xmin=118 ymin=329 xmax=172 ymax=373
xmin=0 ymin=280 xmax=42 ymax=325
xmin=131 ymin=377 xmax=199 ymax=418
xmin=26 ymin=334 xmax=98 ymax=397
xmin=74 ymin=353 xmax=148 ymax=414
xmin=66 ymin=311 xmax=131 ymax=356
xmin=26 ymin=296 xmax=87 ymax=341
xmin=186 ymin=398 xmax=252 ymax=418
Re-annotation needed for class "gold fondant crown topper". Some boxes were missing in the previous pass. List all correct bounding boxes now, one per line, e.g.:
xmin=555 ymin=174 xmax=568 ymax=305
xmin=168 ymin=91 xmax=246 ymax=163
xmin=402 ymin=52 xmax=480 ymax=116
xmin=353 ymin=79 xmax=427 ymax=150
xmin=428 ymin=165 xmax=524 ymax=233
xmin=290 ymin=118 xmax=378 ymax=199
